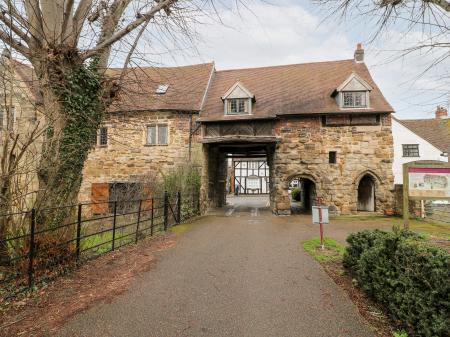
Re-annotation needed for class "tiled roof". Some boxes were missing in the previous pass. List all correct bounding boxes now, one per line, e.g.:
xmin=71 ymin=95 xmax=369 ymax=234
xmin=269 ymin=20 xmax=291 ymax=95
xmin=395 ymin=117 xmax=450 ymax=153
xmin=8 ymin=60 xmax=214 ymax=113
xmin=200 ymin=59 xmax=394 ymax=121
xmin=107 ymin=63 xmax=214 ymax=112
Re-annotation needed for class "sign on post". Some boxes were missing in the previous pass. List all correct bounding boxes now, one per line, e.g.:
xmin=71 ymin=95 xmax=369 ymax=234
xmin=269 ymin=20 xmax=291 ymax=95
xmin=312 ymin=198 xmax=329 ymax=250
xmin=312 ymin=206 xmax=329 ymax=224
xmin=403 ymin=160 xmax=450 ymax=229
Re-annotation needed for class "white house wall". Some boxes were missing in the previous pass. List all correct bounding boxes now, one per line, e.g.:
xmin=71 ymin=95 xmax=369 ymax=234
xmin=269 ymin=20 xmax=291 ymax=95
xmin=392 ymin=118 xmax=446 ymax=184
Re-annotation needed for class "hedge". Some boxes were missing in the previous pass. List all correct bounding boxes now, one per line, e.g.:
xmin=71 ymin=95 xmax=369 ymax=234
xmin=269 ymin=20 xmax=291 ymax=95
xmin=291 ymin=188 xmax=301 ymax=201
xmin=343 ymin=229 xmax=450 ymax=337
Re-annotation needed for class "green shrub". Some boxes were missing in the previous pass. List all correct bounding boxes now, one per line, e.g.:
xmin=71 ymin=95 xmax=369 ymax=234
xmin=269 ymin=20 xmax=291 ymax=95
xmin=344 ymin=229 xmax=450 ymax=337
xmin=291 ymin=188 xmax=301 ymax=201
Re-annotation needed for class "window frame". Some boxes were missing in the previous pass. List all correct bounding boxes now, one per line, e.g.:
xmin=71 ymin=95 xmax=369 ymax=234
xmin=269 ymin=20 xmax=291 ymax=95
xmin=226 ymin=98 xmax=250 ymax=115
xmin=146 ymin=123 xmax=169 ymax=146
xmin=402 ymin=144 xmax=420 ymax=157
xmin=98 ymin=127 xmax=108 ymax=146
xmin=341 ymin=91 xmax=368 ymax=108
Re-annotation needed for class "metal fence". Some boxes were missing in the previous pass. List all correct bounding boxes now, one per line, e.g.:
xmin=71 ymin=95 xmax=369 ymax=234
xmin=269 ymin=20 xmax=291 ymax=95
xmin=0 ymin=191 xmax=200 ymax=299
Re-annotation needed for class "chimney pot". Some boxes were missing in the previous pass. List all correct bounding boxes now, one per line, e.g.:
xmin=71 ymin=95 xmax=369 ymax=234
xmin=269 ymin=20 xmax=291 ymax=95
xmin=435 ymin=106 xmax=448 ymax=119
xmin=354 ymin=43 xmax=364 ymax=63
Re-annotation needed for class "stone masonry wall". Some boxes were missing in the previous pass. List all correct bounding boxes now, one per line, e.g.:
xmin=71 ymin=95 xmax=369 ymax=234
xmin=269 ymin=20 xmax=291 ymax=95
xmin=271 ymin=114 xmax=394 ymax=215
xmin=79 ymin=111 xmax=199 ymax=203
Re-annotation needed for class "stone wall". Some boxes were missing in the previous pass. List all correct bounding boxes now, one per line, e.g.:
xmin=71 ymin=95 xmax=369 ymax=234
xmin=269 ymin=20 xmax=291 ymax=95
xmin=271 ymin=114 xmax=394 ymax=215
xmin=79 ymin=111 xmax=200 ymax=203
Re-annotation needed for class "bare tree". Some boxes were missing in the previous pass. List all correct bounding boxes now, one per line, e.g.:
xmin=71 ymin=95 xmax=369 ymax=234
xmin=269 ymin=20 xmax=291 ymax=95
xmin=0 ymin=0 xmax=219 ymax=228
xmin=316 ymin=0 xmax=450 ymax=105
xmin=0 ymin=52 xmax=46 ymax=264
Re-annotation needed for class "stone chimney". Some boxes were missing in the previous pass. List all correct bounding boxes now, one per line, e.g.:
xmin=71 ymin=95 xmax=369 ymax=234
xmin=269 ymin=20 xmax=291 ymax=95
xmin=435 ymin=106 xmax=448 ymax=119
xmin=354 ymin=43 xmax=364 ymax=63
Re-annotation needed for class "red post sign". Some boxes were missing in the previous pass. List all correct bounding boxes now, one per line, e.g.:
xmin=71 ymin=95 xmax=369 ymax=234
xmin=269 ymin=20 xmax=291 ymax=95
xmin=317 ymin=197 xmax=324 ymax=250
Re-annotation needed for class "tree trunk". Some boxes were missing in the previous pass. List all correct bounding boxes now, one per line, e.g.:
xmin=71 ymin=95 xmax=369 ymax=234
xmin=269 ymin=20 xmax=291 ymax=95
xmin=32 ymin=53 xmax=104 ymax=229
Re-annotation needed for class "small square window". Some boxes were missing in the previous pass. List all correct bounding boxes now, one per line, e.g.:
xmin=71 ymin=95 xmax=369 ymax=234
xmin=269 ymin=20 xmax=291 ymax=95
xmin=329 ymin=151 xmax=337 ymax=164
xmin=227 ymin=98 xmax=249 ymax=115
xmin=147 ymin=124 xmax=168 ymax=145
xmin=402 ymin=144 xmax=419 ymax=157
xmin=99 ymin=127 xmax=108 ymax=146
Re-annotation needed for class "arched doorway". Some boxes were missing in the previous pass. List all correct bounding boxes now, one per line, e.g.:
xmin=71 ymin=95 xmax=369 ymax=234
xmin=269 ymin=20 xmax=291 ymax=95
xmin=289 ymin=176 xmax=316 ymax=214
xmin=357 ymin=174 xmax=376 ymax=212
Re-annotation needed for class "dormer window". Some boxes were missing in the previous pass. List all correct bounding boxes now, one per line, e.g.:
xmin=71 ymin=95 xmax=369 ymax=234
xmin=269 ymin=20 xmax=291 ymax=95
xmin=228 ymin=98 xmax=249 ymax=114
xmin=333 ymin=73 xmax=372 ymax=109
xmin=222 ymin=81 xmax=255 ymax=116
xmin=342 ymin=91 xmax=367 ymax=108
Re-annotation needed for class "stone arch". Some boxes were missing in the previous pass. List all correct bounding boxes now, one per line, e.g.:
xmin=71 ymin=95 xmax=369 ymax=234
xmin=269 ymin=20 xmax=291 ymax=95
xmin=286 ymin=173 xmax=319 ymax=214
xmin=285 ymin=172 xmax=320 ymax=190
xmin=354 ymin=170 xmax=381 ymax=188
xmin=355 ymin=170 xmax=381 ymax=212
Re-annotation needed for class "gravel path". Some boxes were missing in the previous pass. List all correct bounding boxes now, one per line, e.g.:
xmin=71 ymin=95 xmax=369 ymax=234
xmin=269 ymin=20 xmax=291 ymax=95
xmin=58 ymin=196 xmax=375 ymax=337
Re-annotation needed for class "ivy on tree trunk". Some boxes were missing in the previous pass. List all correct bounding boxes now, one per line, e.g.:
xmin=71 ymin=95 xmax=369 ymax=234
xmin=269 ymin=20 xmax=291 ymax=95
xmin=35 ymin=57 xmax=104 ymax=229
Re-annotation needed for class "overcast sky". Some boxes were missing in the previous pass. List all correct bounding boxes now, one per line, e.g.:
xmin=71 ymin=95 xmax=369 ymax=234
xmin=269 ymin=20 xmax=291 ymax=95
xmin=127 ymin=0 xmax=449 ymax=120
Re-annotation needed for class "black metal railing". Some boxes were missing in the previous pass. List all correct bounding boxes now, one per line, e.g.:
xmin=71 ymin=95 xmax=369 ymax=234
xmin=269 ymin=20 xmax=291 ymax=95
xmin=0 ymin=191 xmax=200 ymax=299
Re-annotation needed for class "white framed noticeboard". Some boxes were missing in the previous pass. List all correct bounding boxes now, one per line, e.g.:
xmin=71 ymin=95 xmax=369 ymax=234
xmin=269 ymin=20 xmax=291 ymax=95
xmin=408 ymin=167 xmax=450 ymax=198
xmin=312 ymin=206 xmax=329 ymax=224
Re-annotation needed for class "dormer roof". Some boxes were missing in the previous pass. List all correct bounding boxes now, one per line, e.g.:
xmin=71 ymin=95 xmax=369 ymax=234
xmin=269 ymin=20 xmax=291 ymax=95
xmin=222 ymin=81 xmax=255 ymax=100
xmin=335 ymin=72 xmax=373 ymax=93
xmin=201 ymin=59 xmax=393 ymax=122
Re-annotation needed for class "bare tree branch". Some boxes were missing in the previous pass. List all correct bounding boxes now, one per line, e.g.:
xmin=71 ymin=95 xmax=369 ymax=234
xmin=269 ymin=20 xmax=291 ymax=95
xmin=83 ymin=0 xmax=178 ymax=61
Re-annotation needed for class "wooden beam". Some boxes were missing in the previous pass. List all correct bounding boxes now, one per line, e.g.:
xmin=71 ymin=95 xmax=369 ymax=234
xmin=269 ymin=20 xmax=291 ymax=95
xmin=201 ymin=136 xmax=279 ymax=144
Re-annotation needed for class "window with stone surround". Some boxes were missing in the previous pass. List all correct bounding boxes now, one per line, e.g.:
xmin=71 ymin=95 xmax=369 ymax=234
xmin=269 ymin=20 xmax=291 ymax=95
xmin=99 ymin=127 xmax=108 ymax=146
xmin=402 ymin=144 xmax=419 ymax=157
xmin=329 ymin=151 xmax=337 ymax=164
xmin=147 ymin=124 xmax=168 ymax=145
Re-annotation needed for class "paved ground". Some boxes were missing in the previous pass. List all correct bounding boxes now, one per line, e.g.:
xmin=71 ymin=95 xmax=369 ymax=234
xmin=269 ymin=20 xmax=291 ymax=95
xmin=58 ymin=195 xmax=375 ymax=337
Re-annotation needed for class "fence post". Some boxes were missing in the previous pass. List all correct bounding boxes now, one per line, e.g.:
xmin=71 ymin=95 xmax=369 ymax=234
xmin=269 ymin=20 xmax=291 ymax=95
xmin=177 ymin=191 xmax=181 ymax=224
xmin=112 ymin=201 xmax=117 ymax=251
xmin=150 ymin=197 xmax=154 ymax=236
xmin=28 ymin=208 xmax=36 ymax=288
xmin=76 ymin=204 xmax=82 ymax=263
xmin=135 ymin=200 xmax=142 ymax=244
xmin=163 ymin=191 xmax=169 ymax=231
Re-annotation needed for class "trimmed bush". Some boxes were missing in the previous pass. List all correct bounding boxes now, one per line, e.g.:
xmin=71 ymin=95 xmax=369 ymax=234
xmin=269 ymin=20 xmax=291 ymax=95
xmin=291 ymin=188 xmax=301 ymax=201
xmin=344 ymin=230 xmax=450 ymax=337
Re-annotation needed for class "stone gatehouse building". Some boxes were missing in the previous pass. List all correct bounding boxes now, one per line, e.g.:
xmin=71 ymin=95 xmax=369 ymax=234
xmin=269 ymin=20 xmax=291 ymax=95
xmin=5 ymin=45 xmax=394 ymax=215
xmin=79 ymin=44 xmax=394 ymax=215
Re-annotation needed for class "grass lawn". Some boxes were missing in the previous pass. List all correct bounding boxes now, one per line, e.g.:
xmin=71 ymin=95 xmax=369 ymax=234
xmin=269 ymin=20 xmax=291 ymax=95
xmin=302 ymin=237 xmax=345 ymax=263
xmin=332 ymin=214 xmax=450 ymax=239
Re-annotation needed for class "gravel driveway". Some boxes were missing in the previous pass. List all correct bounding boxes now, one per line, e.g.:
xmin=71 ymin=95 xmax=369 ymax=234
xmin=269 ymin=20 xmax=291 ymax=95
xmin=58 ymin=195 xmax=375 ymax=337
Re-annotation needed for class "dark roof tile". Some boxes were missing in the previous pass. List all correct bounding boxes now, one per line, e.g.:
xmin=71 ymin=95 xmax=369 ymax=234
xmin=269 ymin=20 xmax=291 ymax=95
xmin=200 ymin=60 xmax=393 ymax=121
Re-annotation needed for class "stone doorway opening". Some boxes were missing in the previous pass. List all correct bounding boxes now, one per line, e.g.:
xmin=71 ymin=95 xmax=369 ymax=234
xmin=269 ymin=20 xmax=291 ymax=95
xmin=357 ymin=174 xmax=376 ymax=212
xmin=202 ymin=142 xmax=276 ymax=210
xmin=289 ymin=177 xmax=316 ymax=214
